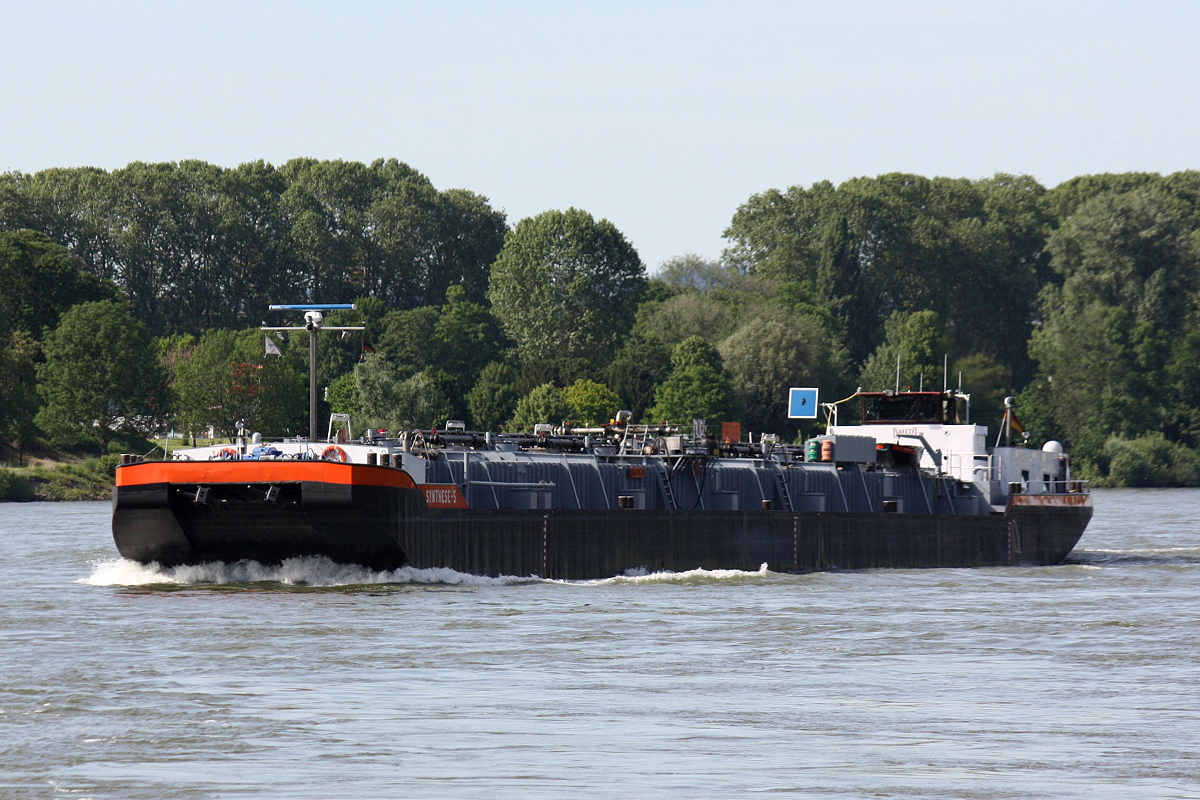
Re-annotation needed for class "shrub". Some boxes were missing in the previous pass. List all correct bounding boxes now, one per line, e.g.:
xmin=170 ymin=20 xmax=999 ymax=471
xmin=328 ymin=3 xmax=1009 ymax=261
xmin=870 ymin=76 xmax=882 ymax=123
xmin=1103 ymin=434 xmax=1200 ymax=487
xmin=0 ymin=469 xmax=34 ymax=501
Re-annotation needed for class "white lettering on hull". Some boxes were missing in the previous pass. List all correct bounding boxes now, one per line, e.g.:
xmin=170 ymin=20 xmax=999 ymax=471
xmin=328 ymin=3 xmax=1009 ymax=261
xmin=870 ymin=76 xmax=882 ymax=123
xmin=420 ymin=484 xmax=467 ymax=509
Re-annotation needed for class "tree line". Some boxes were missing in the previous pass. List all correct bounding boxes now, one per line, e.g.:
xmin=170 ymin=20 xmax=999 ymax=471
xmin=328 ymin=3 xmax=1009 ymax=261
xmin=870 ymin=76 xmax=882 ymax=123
xmin=3 ymin=160 xmax=1199 ymax=486
xmin=0 ymin=159 xmax=506 ymax=335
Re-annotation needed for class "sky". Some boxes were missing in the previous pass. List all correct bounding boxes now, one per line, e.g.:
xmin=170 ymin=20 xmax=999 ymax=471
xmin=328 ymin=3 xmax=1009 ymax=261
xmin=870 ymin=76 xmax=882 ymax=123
xmin=3 ymin=1 xmax=1198 ymax=272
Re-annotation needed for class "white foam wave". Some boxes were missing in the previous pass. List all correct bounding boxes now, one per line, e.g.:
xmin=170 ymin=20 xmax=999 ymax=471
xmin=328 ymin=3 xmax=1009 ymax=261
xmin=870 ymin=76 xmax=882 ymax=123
xmin=79 ymin=556 xmax=534 ymax=588
xmin=578 ymin=562 xmax=777 ymax=586
xmin=1070 ymin=547 xmax=1200 ymax=566
xmin=81 ymin=558 xmax=784 ymax=589
xmin=1085 ymin=546 xmax=1200 ymax=555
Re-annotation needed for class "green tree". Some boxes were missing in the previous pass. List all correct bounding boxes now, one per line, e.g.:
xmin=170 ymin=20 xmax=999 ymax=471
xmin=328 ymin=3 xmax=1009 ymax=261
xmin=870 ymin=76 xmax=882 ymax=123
xmin=0 ymin=330 xmax=39 ymax=448
xmin=429 ymin=188 xmax=509 ymax=305
xmin=671 ymin=336 xmax=724 ymax=372
xmin=858 ymin=311 xmax=952 ymax=393
xmin=347 ymin=357 xmax=454 ymax=432
xmin=108 ymin=161 xmax=226 ymax=334
xmin=350 ymin=355 xmax=407 ymax=428
xmin=1164 ymin=328 xmax=1200 ymax=447
xmin=1 ymin=159 xmax=509 ymax=336
xmin=1022 ymin=300 xmax=1150 ymax=464
xmin=656 ymin=254 xmax=742 ymax=293
xmin=36 ymin=300 xmax=164 ymax=451
xmin=646 ymin=368 xmax=741 ymax=425
xmin=1041 ymin=172 xmax=1164 ymax=223
xmin=1045 ymin=188 xmax=1196 ymax=331
xmin=214 ymin=161 xmax=296 ymax=330
xmin=631 ymin=292 xmax=737 ymax=350
xmin=603 ymin=334 xmax=672 ymax=422
xmin=279 ymin=158 xmax=506 ymax=309
xmin=358 ymin=291 xmax=507 ymax=417
xmin=375 ymin=305 xmax=440 ymax=372
xmin=646 ymin=337 xmax=740 ymax=424
xmin=563 ymin=379 xmax=623 ymax=426
xmin=723 ymin=180 xmax=837 ymax=281
xmin=1 ymin=166 xmax=123 ymax=284
xmin=279 ymin=158 xmax=419 ymax=304
xmin=488 ymin=208 xmax=646 ymax=370
xmin=387 ymin=369 xmax=456 ymax=431
xmin=950 ymin=353 xmax=1011 ymax=432
xmin=327 ymin=371 xmax=357 ymax=414
xmin=169 ymin=328 xmax=306 ymax=438
xmin=724 ymin=173 xmax=1054 ymax=369
xmin=718 ymin=313 xmax=848 ymax=433
xmin=467 ymin=361 xmax=522 ymax=431
xmin=0 ymin=229 xmax=116 ymax=335
xmin=508 ymin=383 xmax=575 ymax=431
xmin=965 ymin=173 xmax=1052 ymax=383
xmin=813 ymin=212 xmax=868 ymax=357
xmin=431 ymin=285 xmax=509 ymax=400
xmin=1023 ymin=187 xmax=1199 ymax=465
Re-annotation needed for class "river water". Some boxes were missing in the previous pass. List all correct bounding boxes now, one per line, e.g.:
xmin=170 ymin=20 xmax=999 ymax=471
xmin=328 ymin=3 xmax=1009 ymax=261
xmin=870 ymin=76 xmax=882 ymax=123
xmin=1 ymin=489 xmax=1198 ymax=799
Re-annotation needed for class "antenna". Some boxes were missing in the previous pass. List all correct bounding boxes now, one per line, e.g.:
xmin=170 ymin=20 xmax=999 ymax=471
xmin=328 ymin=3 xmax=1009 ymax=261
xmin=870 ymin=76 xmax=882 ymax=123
xmin=895 ymin=355 xmax=901 ymax=394
xmin=264 ymin=304 xmax=364 ymax=444
xmin=943 ymin=354 xmax=948 ymax=392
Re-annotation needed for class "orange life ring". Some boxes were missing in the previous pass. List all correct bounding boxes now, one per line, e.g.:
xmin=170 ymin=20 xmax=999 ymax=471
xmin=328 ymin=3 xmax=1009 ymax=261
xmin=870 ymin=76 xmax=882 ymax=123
xmin=218 ymin=447 xmax=238 ymax=460
xmin=321 ymin=445 xmax=348 ymax=463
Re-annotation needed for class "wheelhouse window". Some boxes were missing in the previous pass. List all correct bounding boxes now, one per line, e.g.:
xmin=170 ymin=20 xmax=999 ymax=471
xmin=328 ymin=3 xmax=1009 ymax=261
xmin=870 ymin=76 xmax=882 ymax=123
xmin=860 ymin=392 xmax=958 ymax=424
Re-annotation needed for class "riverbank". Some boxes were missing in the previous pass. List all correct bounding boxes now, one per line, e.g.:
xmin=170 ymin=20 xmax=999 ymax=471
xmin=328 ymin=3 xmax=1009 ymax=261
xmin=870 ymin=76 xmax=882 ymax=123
xmin=0 ymin=457 xmax=117 ymax=501
xmin=0 ymin=437 xmax=232 ymax=502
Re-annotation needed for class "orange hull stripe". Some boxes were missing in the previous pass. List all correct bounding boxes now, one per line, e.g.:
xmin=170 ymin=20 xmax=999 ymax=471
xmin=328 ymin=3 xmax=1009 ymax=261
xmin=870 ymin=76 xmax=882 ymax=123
xmin=115 ymin=460 xmax=418 ymax=490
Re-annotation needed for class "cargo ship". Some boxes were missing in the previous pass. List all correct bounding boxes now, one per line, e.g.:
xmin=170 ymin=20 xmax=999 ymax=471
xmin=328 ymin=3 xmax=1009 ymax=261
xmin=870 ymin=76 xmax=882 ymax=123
xmin=111 ymin=306 xmax=1092 ymax=579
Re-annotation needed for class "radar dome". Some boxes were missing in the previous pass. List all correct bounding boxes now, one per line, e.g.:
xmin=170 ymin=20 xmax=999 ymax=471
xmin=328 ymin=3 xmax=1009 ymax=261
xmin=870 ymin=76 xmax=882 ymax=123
xmin=1042 ymin=440 xmax=1064 ymax=455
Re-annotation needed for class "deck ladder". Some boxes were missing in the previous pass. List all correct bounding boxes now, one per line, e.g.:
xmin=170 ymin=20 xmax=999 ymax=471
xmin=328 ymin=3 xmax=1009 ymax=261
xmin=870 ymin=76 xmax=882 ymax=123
xmin=656 ymin=462 xmax=678 ymax=510
xmin=773 ymin=465 xmax=795 ymax=511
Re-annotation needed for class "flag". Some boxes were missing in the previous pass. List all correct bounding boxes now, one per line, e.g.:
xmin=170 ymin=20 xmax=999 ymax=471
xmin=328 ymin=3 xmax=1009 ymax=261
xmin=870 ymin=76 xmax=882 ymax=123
xmin=265 ymin=335 xmax=282 ymax=356
xmin=1010 ymin=412 xmax=1024 ymax=436
xmin=359 ymin=336 xmax=376 ymax=362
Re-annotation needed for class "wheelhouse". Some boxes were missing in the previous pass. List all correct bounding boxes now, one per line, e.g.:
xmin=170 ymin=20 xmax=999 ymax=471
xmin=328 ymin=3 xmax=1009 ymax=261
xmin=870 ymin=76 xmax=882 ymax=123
xmin=858 ymin=391 xmax=966 ymax=425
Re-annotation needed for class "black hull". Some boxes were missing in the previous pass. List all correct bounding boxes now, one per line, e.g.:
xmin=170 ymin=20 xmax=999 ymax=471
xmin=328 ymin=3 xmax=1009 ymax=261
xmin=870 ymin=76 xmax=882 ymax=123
xmin=113 ymin=481 xmax=1091 ymax=579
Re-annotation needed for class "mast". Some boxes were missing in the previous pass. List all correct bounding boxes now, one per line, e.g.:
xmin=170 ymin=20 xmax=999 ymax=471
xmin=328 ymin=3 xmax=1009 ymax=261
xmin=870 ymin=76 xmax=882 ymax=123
xmin=264 ymin=304 xmax=363 ymax=443
xmin=1005 ymin=395 xmax=1013 ymax=447
xmin=309 ymin=319 xmax=319 ymax=442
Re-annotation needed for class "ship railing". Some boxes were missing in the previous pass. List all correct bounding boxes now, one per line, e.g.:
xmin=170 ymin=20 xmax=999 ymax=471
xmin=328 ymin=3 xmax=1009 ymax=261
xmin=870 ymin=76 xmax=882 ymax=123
xmin=1006 ymin=479 xmax=1090 ymax=495
xmin=997 ymin=471 xmax=1089 ymax=495
xmin=947 ymin=452 xmax=997 ymax=482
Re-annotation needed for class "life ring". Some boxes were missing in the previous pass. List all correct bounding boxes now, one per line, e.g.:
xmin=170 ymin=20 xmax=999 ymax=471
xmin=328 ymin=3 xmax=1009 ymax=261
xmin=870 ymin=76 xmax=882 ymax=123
xmin=218 ymin=448 xmax=238 ymax=460
xmin=321 ymin=445 xmax=348 ymax=463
